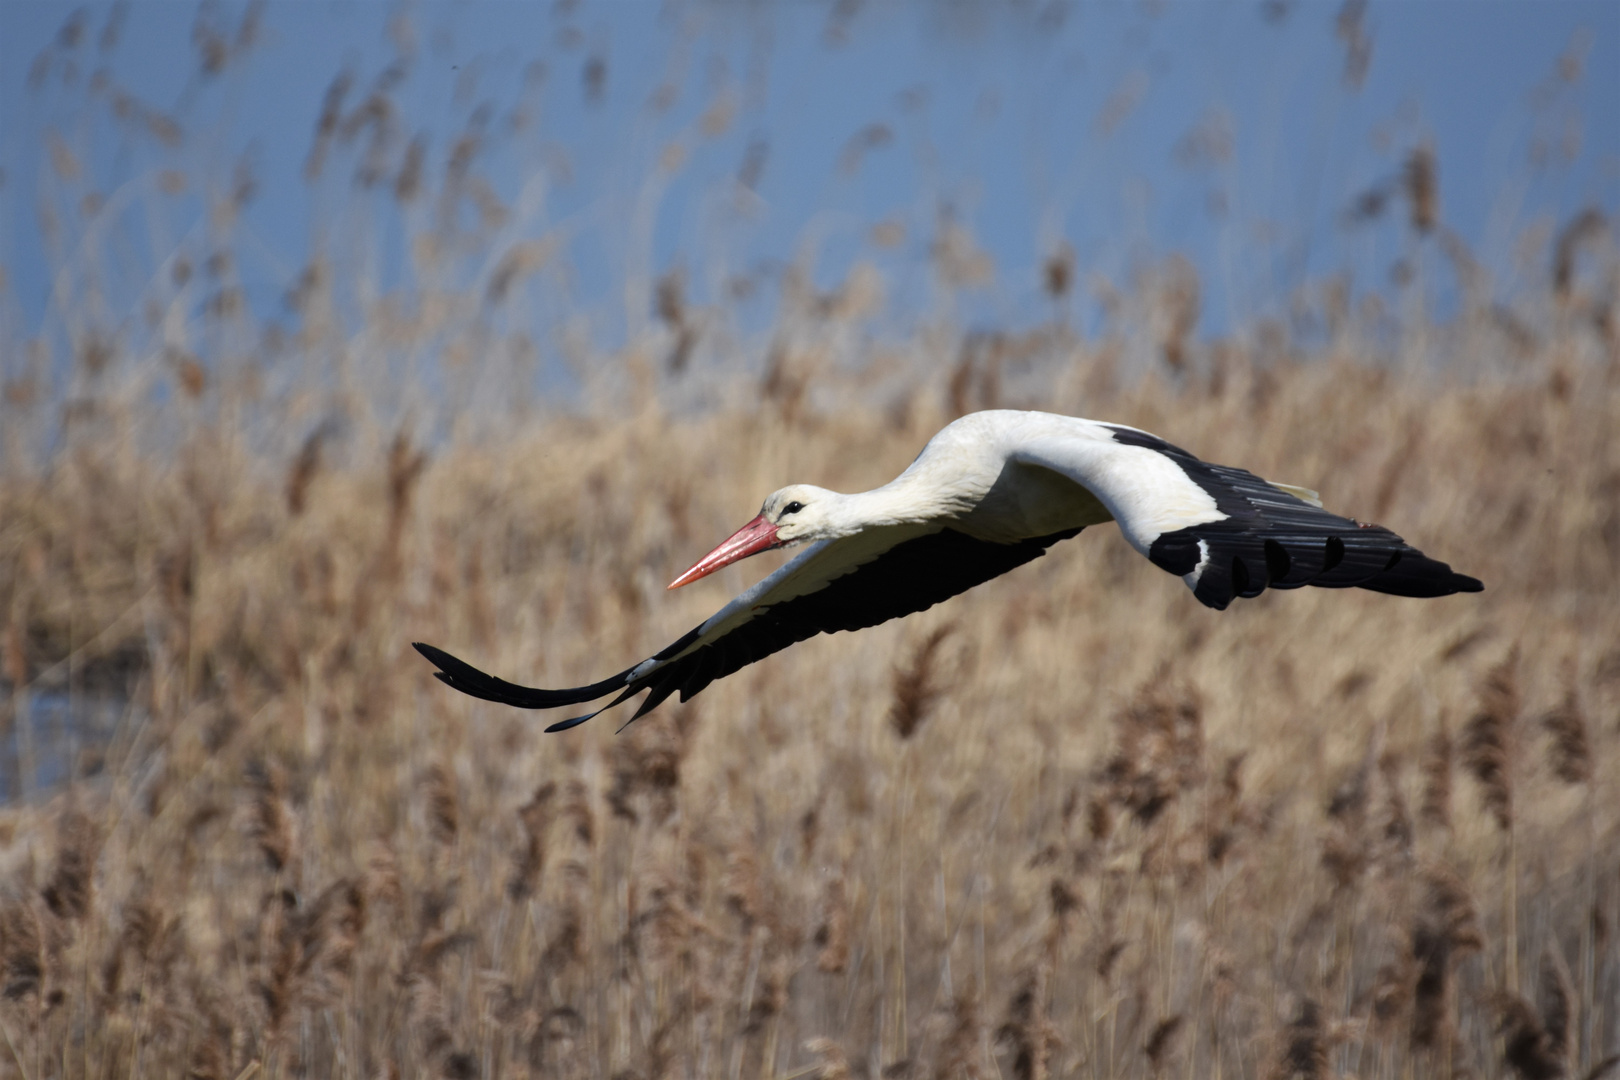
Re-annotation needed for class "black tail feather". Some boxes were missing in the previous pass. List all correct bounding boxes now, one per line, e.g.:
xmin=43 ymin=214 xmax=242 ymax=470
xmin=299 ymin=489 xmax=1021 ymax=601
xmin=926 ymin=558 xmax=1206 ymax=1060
xmin=412 ymin=642 xmax=633 ymax=711
xmin=544 ymin=685 xmax=643 ymax=732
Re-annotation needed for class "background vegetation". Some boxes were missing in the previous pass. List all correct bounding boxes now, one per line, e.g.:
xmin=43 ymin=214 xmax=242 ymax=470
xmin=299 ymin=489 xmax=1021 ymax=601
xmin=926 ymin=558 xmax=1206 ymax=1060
xmin=0 ymin=4 xmax=1616 ymax=1078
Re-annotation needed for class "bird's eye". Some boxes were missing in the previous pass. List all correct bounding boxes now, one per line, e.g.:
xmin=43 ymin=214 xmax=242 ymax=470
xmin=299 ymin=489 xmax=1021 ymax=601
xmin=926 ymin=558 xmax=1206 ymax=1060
xmin=782 ymin=501 xmax=804 ymax=516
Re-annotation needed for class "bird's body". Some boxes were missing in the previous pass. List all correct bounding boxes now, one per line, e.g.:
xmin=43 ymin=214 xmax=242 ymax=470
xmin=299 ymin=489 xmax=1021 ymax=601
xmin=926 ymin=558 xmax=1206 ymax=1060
xmin=416 ymin=410 xmax=1481 ymax=729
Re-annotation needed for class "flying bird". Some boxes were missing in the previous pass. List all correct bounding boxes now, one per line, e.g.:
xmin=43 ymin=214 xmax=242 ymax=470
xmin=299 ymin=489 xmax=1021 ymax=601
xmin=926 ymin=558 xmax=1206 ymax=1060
xmin=415 ymin=410 xmax=1481 ymax=730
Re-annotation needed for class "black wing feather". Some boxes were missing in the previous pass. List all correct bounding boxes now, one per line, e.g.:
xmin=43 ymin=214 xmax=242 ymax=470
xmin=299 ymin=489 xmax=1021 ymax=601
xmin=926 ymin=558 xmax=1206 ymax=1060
xmin=1107 ymin=426 xmax=1482 ymax=610
xmin=414 ymin=525 xmax=1082 ymax=724
xmin=666 ymin=526 xmax=1083 ymax=701
xmin=413 ymin=642 xmax=635 ymax=709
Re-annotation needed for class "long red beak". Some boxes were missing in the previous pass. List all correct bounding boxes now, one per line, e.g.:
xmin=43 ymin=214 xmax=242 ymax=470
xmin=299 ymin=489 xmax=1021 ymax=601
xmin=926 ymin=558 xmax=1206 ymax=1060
xmin=668 ymin=513 xmax=781 ymax=589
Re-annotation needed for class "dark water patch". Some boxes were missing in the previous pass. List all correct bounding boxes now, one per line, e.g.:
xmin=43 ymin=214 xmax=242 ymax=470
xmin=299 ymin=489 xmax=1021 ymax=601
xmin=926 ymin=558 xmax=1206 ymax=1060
xmin=1 ymin=690 xmax=133 ymax=804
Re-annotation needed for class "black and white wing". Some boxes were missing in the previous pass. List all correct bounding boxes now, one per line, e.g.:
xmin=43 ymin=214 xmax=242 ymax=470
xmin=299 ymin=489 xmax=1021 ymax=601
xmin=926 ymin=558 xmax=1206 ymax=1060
xmin=414 ymin=521 xmax=1081 ymax=730
xmin=1013 ymin=422 xmax=1482 ymax=611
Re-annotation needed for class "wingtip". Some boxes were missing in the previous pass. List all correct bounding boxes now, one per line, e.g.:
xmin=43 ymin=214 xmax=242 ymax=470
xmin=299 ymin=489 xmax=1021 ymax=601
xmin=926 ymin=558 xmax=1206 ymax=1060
xmin=545 ymin=712 xmax=596 ymax=733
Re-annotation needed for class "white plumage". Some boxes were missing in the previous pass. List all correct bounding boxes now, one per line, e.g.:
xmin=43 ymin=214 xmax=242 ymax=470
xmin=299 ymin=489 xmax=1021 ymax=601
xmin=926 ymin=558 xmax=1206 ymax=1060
xmin=417 ymin=409 xmax=1481 ymax=730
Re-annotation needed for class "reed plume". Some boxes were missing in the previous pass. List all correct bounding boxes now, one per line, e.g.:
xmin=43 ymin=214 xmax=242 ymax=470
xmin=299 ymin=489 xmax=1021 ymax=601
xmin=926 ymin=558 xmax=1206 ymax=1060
xmin=1267 ymin=998 xmax=1327 ymax=1080
xmin=246 ymin=759 xmax=297 ymax=875
xmin=1462 ymin=650 xmax=1519 ymax=832
xmin=1541 ymin=686 xmax=1593 ymax=785
xmin=889 ymin=624 xmax=956 ymax=740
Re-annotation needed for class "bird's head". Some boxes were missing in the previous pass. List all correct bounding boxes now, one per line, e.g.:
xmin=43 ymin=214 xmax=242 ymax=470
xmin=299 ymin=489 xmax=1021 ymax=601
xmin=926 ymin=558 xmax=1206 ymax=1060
xmin=667 ymin=484 xmax=837 ymax=589
xmin=760 ymin=484 xmax=838 ymax=543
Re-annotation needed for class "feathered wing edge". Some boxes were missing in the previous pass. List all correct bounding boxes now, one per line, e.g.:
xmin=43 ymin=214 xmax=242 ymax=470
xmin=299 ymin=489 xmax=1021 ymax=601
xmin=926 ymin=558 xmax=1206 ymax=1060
xmin=412 ymin=641 xmax=643 ymax=732
xmin=1100 ymin=426 xmax=1483 ymax=610
xmin=411 ymin=537 xmax=848 ymax=731
xmin=409 ymin=536 xmax=849 ymax=731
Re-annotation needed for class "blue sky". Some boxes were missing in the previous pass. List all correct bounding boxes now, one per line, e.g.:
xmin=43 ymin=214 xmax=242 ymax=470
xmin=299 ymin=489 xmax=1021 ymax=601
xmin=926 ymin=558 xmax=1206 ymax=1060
xmin=2 ymin=0 xmax=1616 ymax=370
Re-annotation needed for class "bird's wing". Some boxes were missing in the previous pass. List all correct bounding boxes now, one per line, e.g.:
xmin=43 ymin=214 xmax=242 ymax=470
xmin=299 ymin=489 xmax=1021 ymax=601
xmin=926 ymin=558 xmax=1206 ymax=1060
xmin=1010 ymin=423 xmax=1482 ymax=610
xmin=415 ymin=521 xmax=1082 ymax=727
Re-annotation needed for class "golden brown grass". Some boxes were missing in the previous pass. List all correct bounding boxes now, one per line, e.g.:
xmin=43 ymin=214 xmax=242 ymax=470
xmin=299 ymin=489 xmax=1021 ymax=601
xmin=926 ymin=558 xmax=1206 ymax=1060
xmin=1 ymin=326 xmax=1617 ymax=1077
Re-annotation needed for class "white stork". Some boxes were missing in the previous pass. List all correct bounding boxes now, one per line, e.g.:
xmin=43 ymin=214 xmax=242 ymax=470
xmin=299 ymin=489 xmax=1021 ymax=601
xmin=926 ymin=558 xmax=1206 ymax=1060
xmin=415 ymin=409 xmax=1481 ymax=730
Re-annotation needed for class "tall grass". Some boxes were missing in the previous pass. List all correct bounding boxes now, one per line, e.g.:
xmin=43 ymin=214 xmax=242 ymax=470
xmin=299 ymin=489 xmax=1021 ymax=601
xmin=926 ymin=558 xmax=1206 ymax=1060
xmin=2 ymin=5 xmax=1618 ymax=1078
